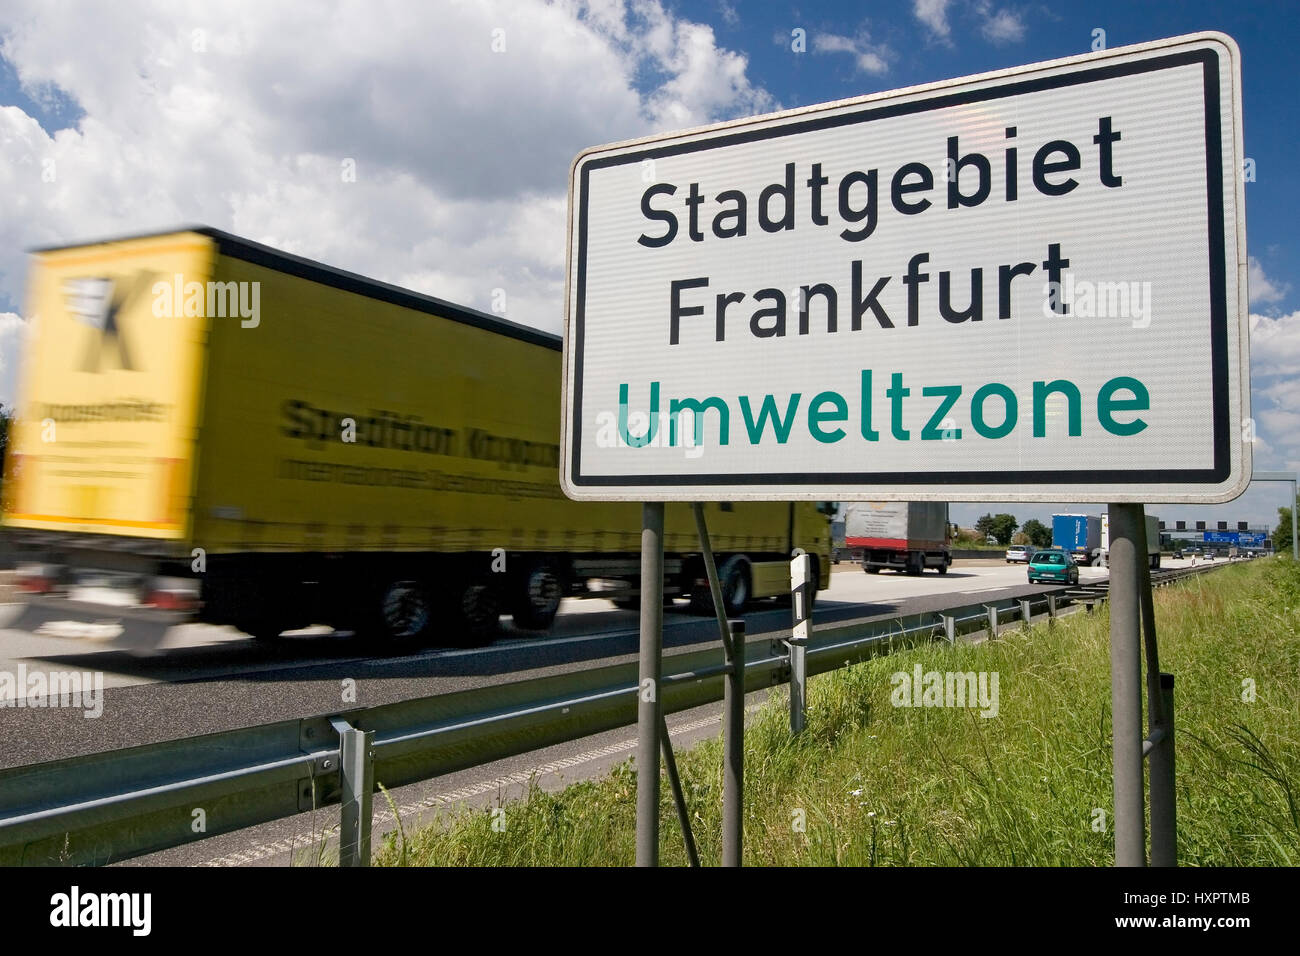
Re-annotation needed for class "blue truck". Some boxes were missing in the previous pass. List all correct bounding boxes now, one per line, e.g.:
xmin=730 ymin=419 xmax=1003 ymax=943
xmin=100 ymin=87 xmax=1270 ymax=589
xmin=1052 ymin=514 xmax=1103 ymax=566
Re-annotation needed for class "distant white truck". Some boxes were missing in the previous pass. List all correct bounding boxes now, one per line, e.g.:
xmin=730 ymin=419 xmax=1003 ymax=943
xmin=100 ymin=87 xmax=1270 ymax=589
xmin=1100 ymin=513 xmax=1161 ymax=569
xmin=844 ymin=502 xmax=952 ymax=575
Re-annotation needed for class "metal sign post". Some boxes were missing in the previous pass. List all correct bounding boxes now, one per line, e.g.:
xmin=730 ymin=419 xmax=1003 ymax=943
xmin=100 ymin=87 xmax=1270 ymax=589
xmin=635 ymin=502 xmax=664 ymax=867
xmin=689 ymin=502 xmax=746 ymax=866
xmin=1109 ymin=502 xmax=1180 ymax=866
xmin=723 ymin=618 xmax=744 ymax=867
xmin=1107 ymin=503 xmax=1147 ymax=865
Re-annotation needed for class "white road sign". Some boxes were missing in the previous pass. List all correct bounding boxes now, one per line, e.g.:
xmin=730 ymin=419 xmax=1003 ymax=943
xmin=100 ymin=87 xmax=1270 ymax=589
xmin=560 ymin=33 xmax=1248 ymax=503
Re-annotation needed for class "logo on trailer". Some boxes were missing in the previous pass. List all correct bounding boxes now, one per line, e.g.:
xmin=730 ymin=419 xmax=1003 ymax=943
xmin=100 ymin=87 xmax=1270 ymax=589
xmin=62 ymin=271 xmax=155 ymax=373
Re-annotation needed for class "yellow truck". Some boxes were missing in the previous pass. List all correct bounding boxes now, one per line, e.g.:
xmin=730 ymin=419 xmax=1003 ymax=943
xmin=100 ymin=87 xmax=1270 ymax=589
xmin=2 ymin=227 xmax=831 ymax=645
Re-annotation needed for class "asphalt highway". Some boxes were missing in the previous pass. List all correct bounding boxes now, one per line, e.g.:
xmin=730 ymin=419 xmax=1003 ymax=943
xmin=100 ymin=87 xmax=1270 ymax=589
xmin=0 ymin=556 xmax=1123 ymax=865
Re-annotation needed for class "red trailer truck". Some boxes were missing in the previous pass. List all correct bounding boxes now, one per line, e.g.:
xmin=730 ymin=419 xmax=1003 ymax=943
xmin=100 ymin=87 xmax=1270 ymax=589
xmin=844 ymin=502 xmax=952 ymax=575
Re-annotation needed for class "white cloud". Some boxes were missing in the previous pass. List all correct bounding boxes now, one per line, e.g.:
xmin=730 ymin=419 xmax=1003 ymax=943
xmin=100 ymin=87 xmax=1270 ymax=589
xmin=916 ymin=1 xmax=1026 ymax=47
xmin=1248 ymin=256 xmax=1290 ymax=306
xmin=0 ymin=312 xmax=25 ymax=408
xmin=1249 ymin=310 xmax=1300 ymax=376
xmin=913 ymin=0 xmax=952 ymax=40
xmin=0 ymin=0 xmax=774 ymax=362
xmin=980 ymin=9 xmax=1025 ymax=44
xmin=1256 ymin=373 xmax=1300 ymax=411
xmin=813 ymin=32 xmax=893 ymax=76
xmin=1248 ymin=310 xmax=1300 ymax=474
xmin=643 ymin=16 xmax=776 ymax=128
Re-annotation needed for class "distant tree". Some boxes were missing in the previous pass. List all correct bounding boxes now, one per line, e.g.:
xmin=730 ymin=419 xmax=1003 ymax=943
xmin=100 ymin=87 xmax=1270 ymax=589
xmin=1021 ymin=518 xmax=1053 ymax=548
xmin=974 ymin=514 xmax=996 ymax=539
xmin=989 ymin=513 xmax=1019 ymax=545
xmin=1275 ymin=501 xmax=1296 ymax=554
xmin=1011 ymin=531 xmax=1030 ymax=546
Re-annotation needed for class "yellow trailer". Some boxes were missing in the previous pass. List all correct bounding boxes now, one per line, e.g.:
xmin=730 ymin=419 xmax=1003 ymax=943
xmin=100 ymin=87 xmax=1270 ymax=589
xmin=3 ymin=227 xmax=830 ymax=644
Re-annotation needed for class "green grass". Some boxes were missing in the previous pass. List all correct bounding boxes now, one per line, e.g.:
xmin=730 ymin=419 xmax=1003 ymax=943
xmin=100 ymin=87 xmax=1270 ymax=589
xmin=373 ymin=558 xmax=1300 ymax=866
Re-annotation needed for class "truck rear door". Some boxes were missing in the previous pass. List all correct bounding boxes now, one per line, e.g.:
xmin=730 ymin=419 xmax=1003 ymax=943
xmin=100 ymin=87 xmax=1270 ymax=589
xmin=2 ymin=232 xmax=214 ymax=543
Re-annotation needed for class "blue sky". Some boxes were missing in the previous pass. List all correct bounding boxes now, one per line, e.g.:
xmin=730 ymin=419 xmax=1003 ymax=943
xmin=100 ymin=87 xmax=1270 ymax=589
xmin=0 ymin=0 xmax=1295 ymax=531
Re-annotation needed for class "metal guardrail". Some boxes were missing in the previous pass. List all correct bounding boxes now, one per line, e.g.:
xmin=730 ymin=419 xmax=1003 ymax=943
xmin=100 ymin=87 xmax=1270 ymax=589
xmin=0 ymin=562 xmax=1226 ymax=866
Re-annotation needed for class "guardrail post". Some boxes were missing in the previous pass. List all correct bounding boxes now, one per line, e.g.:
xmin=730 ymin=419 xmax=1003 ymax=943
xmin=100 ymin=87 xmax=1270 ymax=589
xmin=637 ymin=501 xmax=665 ymax=867
xmin=1149 ymin=673 xmax=1176 ymax=867
xmin=332 ymin=718 xmax=375 ymax=867
xmin=787 ymin=554 xmax=811 ymax=735
xmin=1019 ymin=599 xmax=1032 ymax=631
xmin=984 ymin=604 xmax=999 ymax=639
xmin=941 ymin=613 xmax=956 ymax=644
xmin=724 ymin=618 xmax=745 ymax=867
xmin=1047 ymin=594 xmax=1057 ymax=620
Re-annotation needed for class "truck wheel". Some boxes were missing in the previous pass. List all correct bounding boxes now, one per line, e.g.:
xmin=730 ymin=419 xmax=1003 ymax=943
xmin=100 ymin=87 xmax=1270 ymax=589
xmin=377 ymin=579 xmax=433 ymax=644
xmin=864 ymin=565 xmax=881 ymax=574
xmin=511 ymin=563 xmax=563 ymax=631
xmin=452 ymin=580 xmax=500 ymax=645
xmin=937 ymin=562 xmax=949 ymax=575
xmin=905 ymin=555 xmax=923 ymax=576
xmin=689 ymin=555 xmax=750 ymax=616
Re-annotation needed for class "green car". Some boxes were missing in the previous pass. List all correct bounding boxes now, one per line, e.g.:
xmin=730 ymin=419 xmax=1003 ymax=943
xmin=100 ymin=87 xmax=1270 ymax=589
xmin=1028 ymin=549 xmax=1080 ymax=585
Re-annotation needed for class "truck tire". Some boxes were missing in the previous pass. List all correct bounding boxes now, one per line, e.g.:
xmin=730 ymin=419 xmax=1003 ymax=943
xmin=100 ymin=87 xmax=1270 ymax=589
xmin=689 ymin=555 xmax=750 ymax=616
xmin=864 ymin=565 xmax=881 ymax=574
xmin=452 ymin=579 xmax=500 ymax=645
xmin=375 ymin=579 xmax=434 ymax=645
xmin=232 ymin=579 xmax=306 ymax=641
xmin=510 ymin=563 xmax=563 ymax=631
xmin=905 ymin=554 xmax=923 ymax=575
xmin=937 ymin=561 xmax=949 ymax=575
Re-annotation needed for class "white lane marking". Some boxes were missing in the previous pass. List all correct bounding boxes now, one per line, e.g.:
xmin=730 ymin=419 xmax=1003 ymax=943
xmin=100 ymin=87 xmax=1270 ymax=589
xmin=34 ymin=620 xmax=125 ymax=640
xmin=198 ymin=708 xmax=745 ymax=867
